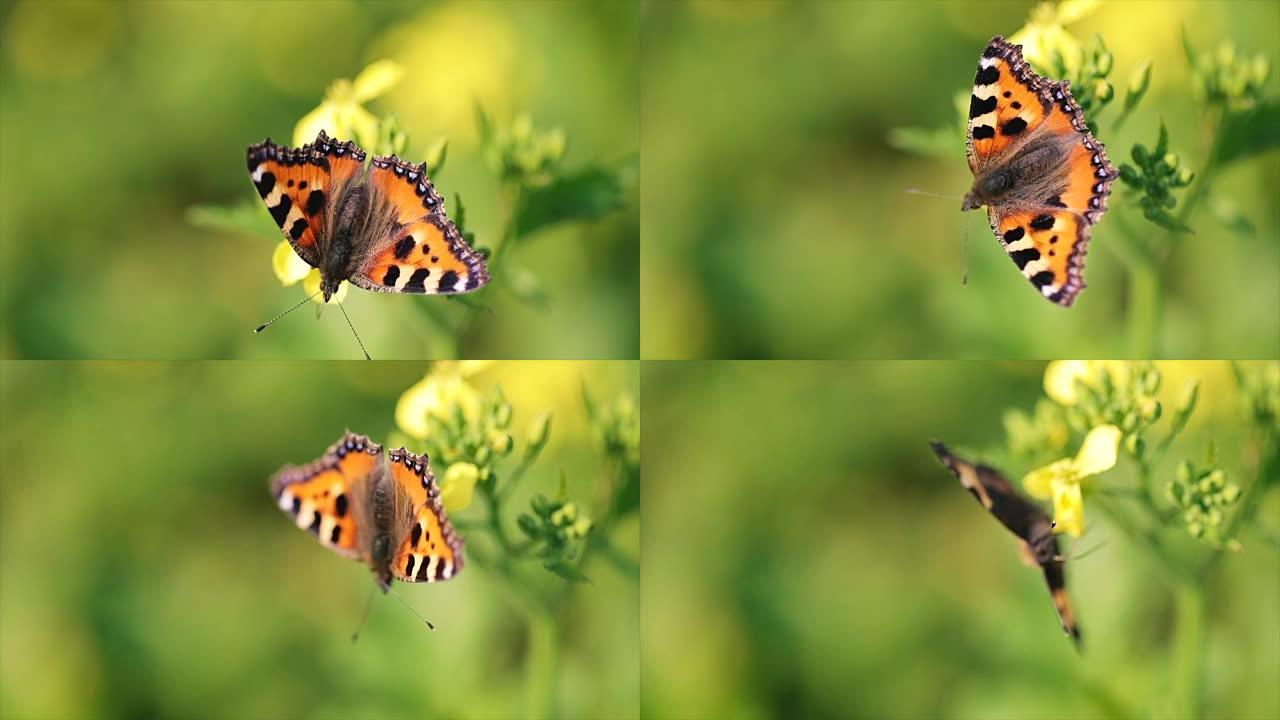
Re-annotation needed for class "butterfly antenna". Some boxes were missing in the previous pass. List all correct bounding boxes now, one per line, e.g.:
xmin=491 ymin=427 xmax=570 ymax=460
xmin=905 ymin=188 xmax=964 ymax=201
xmin=387 ymin=587 xmax=436 ymax=631
xmin=336 ymin=300 xmax=372 ymax=360
xmin=350 ymin=585 xmax=376 ymax=643
xmin=255 ymin=290 xmax=322 ymax=333
xmin=961 ymin=214 xmax=970 ymax=286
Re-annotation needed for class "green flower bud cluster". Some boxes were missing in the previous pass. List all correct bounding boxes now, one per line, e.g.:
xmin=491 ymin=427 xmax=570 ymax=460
xmin=420 ymin=385 xmax=518 ymax=488
xmin=1188 ymin=37 xmax=1270 ymax=109
xmin=1167 ymin=457 xmax=1241 ymax=545
xmin=1004 ymin=399 xmax=1071 ymax=464
xmin=519 ymin=494 xmax=593 ymax=583
xmin=1119 ymin=122 xmax=1194 ymax=233
xmin=1232 ymin=362 xmax=1280 ymax=432
xmin=1065 ymin=363 xmax=1165 ymax=461
xmin=1052 ymin=35 xmax=1122 ymax=130
xmin=585 ymin=390 xmax=640 ymax=469
xmin=480 ymin=109 xmax=567 ymax=188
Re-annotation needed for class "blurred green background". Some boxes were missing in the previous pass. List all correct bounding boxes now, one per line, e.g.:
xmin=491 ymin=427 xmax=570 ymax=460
xmin=0 ymin=1 xmax=638 ymax=360
xmin=0 ymin=361 xmax=639 ymax=718
xmin=640 ymin=2 xmax=1279 ymax=359
xmin=642 ymin=361 xmax=1278 ymax=719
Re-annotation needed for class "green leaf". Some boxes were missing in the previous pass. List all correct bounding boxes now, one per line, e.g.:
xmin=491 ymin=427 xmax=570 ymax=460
xmin=1154 ymin=121 xmax=1169 ymax=158
xmin=475 ymin=102 xmax=493 ymax=149
xmin=1181 ymin=25 xmax=1199 ymax=67
xmin=611 ymin=464 xmax=640 ymax=518
xmin=517 ymin=513 xmax=543 ymax=538
xmin=1215 ymin=99 xmax=1280 ymax=166
xmin=544 ymin=559 xmax=590 ymax=584
xmin=582 ymin=382 xmax=599 ymax=424
xmin=185 ymin=200 xmax=276 ymax=238
xmin=1144 ymin=208 xmax=1194 ymax=234
xmin=514 ymin=162 xmax=631 ymax=238
xmin=886 ymin=126 xmax=961 ymax=159
xmin=424 ymin=138 xmax=448 ymax=176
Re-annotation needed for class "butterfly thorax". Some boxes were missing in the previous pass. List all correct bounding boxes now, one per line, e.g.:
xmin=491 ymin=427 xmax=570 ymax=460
xmin=320 ymin=181 xmax=373 ymax=300
xmin=363 ymin=459 xmax=400 ymax=590
xmin=963 ymin=131 xmax=1076 ymax=213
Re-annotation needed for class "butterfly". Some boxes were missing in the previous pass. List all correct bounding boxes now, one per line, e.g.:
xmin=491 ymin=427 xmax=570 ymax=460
xmin=962 ymin=36 xmax=1118 ymax=307
xmin=270 ymin=431 xmax=463 ymax=591
xmin=930 ymin=441 xmax=1082 ymax=647
xmin=247 ymin=131 xmax=489 ymax=301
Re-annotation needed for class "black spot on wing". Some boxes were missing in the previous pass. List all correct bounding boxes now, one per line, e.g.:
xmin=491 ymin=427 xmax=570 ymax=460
xmin=394 ymin=236 xmax=415 ymax=260
xmin=255 ymin=171 xmax=276 ymax=198
xmin=975 ymin=65 xmax=1000 ymax=85
xmin=1003 ymin=227 xmax=1025 ymax=243
xmin=334 ymin=493 xmax=348 ymax=518
xmin=404 ymin=554 xmax=416 ymax=578
xmin=411 ymin=523 xmax=422 ymax=547
xmin=289 ymin=218 xmax=308 ymax=241
xmin=291 ymin=496 xmax=301 ymax=514
xmin=969 ymin=94 xmax=997 ymax=118
xmin=1047 ymin=195 xmax=1067 ymax=208
xmin=1030 ymin=270 xmax=1055 ymax=289
xmin=1009 ymin=247 xmax=1041 ymax=269
xmin=1001 ymin=117 xmax=1028 ymax=136
xmin=268 ymin=194 xmax=292 ymax=227
xmin=330 ymin=525 xmax=342 ymax=544
xmin=1030 ymin=214 xmax=1056 ymax=230
xmin=404 ymin=268 xmax=430 ymax=293
xmin=972 ymin=125 xmax=996 ymax=140
xmin=381 ymin=265 xmax=400 ymax=287
xmin=416 ymin=557 xmax=432 ymax=582
xmin=307 ymin=509 xmax=322 ymax=535
xmin=305 ymin=189 xmax=326 ymax=216
xmin=437 ymin=270 xmax=459 ymax=293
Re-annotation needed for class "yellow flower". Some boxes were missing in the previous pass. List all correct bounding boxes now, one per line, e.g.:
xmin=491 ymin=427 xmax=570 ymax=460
xmin=271 ymin=240 xmax=310 ymax=285
xmin=1043 ymin=360 xmax=1132 ymax=405
xmin=394 ymin=362 xmax=493 ymax=439
xmin=1023 ymin=424 xmax=1121 ymax=537
xmin=440 ymin=462 xmax=478 ymax=513
xmin=1009 ymin=0 xmax=1100 ymax=75
xmin=302 ymin=269 xmax=347 ymax=305
xmin=293 ymin=59 xmax=404 ymax=148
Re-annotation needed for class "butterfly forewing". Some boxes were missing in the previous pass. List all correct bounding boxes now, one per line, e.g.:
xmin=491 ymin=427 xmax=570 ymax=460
xmin=270 ymin=432 xmax=383 ymax=559
xmin=247 ymin=131 xmax=366 ymax=267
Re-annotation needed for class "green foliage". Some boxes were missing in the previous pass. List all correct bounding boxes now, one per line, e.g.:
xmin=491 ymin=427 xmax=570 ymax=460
xmin=1167 ymin=449 xmax=1241 ymax=547
xmin=1119 ymin=123 xmax=1194 ymax=232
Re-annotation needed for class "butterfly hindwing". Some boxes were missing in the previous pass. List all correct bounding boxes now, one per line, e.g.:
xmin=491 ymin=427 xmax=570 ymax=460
xmin=387 ymin=448 xmax=464 ymax=583
xmin=348 ymin=156 xmax=490 ymax=295
xmin=247 ymin=131 xmax=366 ymax=267
xmin=270 ymin=432 xmax=382 ymax=559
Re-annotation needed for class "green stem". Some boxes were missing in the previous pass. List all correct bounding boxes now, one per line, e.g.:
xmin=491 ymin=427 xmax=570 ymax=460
xmin=1174 ymin=582 xmax=1207 ymax=720
xmin=525 ymin=606 xmax=559 ymax=719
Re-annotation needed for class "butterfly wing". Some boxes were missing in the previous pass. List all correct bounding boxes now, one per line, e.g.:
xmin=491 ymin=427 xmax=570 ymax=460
xmin=270 ymin=432 xmax=383 ymax=560
xmin=247 ymin=130 xmax=367 ymax=267
xmin=969 ymin=37 xmax=1118 ymax=306
xmin=386 ymin=448 xmax=464 ymax=583
xmin=966 ymin=36 xmax=1054 ymax=174
xmin=930 ymin=441 xmax=1083 ymax=646
xmin=347 ymin=155 xmax=490 ymax=295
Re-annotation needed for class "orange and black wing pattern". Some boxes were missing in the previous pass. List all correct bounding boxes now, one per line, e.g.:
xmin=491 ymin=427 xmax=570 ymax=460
xmin=387 ymin=448 xmax=464 ymax=583
xmin=349 ymin=155 xmax=490 ymax=295
xmin=970 ymin=37 xmax=1118 ymax=306
xmin=247 ymin=130 xmax=366 ymax=267
xmin=965 ymin=37 xmax=1054 ymax=173
xmin=270 ymin=431 xmax=381 ymax=560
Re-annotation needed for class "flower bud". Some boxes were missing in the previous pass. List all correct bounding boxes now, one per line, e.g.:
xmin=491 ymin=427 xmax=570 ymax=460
xmin=1163 ymin=153 xmax=1180 ymax=170
xmin=488 ymin=429 xmax=513 ymax=456
xmin=1132 ymin=144 xmax=1150 ymax=166
xmin=524 ymin=412 xmax=552 ymax=460
xmin=1128 ymin=60 xmax=1152 ymax=97
xmin=1221 ymin=484 xmax=1241 ymax=503
xmin=1093 ymin=79 xmax=1114 ymax=103
xmin=1124 ymin=433 xmax=1144 ymax=458
xmin=1096 ymin=52 xmax=1114 ymax=76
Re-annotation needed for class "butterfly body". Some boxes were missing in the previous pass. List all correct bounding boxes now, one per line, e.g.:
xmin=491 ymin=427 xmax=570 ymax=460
xmin=929 ymin=441 xmax=1081 ymax=647
xmin=248 ymin=131 xmax=489 ymax=301
xmin=964 ymin=37 xmax=1118 ymax=306
xmin=271 ymin=432 xmax=463 ymax=592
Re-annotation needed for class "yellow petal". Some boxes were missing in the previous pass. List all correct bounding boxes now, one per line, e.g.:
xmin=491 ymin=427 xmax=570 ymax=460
xmin=1055 ymin=0 xmax=1102 ymax=24
xmin=293 ymin=103 xmax=337 ymax=147
xmin=440 ymin=462 xmax=478 ymax=513
xmin=302 ymin=269 xmax=346 ymax=304
xmin=1051 ymin=479 xmax=1085 ymax=537
xmin=1044 ymin=360 xmax=1090 ymax=405
xmin=271 ymin=241 xmax=310 ymax=285
xmin=456 ymin=360 xmax=495 ymax=377
xmin=1024 ymin=459 xmax=1072 ymax=499
xmin=395 ymin=375 xmax=437 ymax=439
xmin=1075 ymin=424 xmax=1121 ymax=477
xmin=352 ymin=59 xmax=405 ymax=102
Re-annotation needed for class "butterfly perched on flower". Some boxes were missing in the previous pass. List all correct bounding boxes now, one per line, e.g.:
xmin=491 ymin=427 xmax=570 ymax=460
xmin=271 ymin=432 xmax=463 ymax=591
xmin=930 ymin=441 xmax=1082 ymax=647
xmin=963 ymin=36 xmax=1118 ymax=306
xmin=247 ymin=131 xmax=489 ymax=301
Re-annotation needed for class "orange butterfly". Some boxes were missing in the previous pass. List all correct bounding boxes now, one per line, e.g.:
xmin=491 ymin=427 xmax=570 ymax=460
xmin=962 ymin=36 xmax=1118 ymax=307
xmin=270 ymin=432 xmax=463 ymax=591
xmin=247 ymin=131 xmax=489 ymax=301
